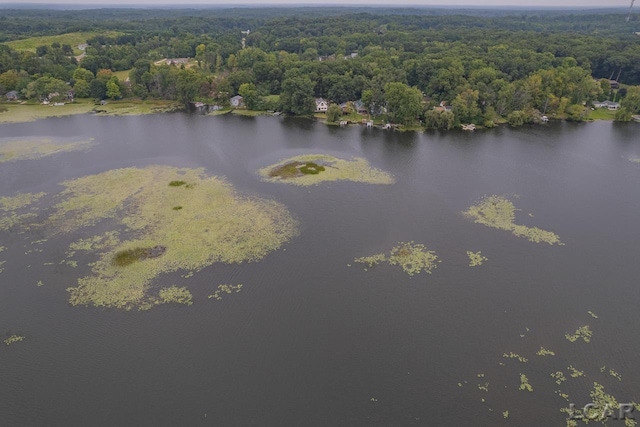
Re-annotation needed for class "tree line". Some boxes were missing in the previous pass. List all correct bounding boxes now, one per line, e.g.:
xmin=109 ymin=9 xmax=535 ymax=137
xmin=1 ymin=8 xmax=640 ymax=126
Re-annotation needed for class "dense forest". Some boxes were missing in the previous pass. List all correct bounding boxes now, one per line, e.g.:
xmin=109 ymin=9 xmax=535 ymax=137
xmin=1 ymin=7 xmax=640 ymax=127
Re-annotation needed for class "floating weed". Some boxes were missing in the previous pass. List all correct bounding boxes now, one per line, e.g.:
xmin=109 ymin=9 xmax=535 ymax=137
xmin=629 ymin=157 xmax=640 ymax=164
xmin=0 ymin=246 xmax=5 ymax=253
xmin=467 ymin=251 xmax=488 ymax=267
xmin=388 ymin=242 xmax=440 ymax=276
xmin=503 ymin=352 xmax=528 ymax=363
xmin=355 ymin=242 xmax=440 ymax=277
xmin=0 ymin=138 xmax=93 ymax=163
xmin=259 ymin=154 xmax=395 ymax=186
xmin=4 ymin=335 xmax=24 ymax=345
xmin=158 ymin=286 xmax=193 ymax=305
xmin=478 ymin=382 xmax=489 ymax=392
xmin=112 ymin=246 xmax=166 ymax=267
xmin=0 ymin=192 xmax=46 ymax=212
xmin=609 ymin=369 xmax=622 ymax=381
xmin=0 ymin=260 xmax=5 ymax=273
xmin=537 ymin=347 xmax=556 ymax=356
xmin=68 ymin=231 xmax=120 ymax=254
xmin=568 ymin=365 xmax=584 ymax=378
xmin=588 ymin=311 xmax=599 ymax=319
xmin=555 ymin=390 xmax=570 ymax=401
xmin=42 ymin=166 xmax=296 ymax=310
xmin=551 ymin=371 xmax=567 ymax=385
xmin=209 ymin=284 xmax=243 ymax=301
xmin=463 ymin=195 xmax=563 ymax=245
xmin=37 ymin=280 xmax=44 ymax=287
xmin=519 ymin=374 xmax=533 ymax=392
xmin=354 ymin=253 xmax=386 ymax=268
xmin=0 ymin=192 xmax=46 ymax=232
xmin=565 ymin=325 xmax=592 ymax=343
xmin=182 ymin=271 xmax=194 ymax=279
xmin=568 ymin=382 xmax=624 ymax=422
xmin=503 ymin=411 xmax=509 ymax=419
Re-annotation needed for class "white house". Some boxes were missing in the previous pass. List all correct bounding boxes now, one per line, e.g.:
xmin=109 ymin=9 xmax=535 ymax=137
xmin=230 ymin=95 xmax=244 ymax=108
xmin=593 ymin=100 xmax=621 ymax=110
xmin=315 ymin=98 xmax=328 ymax=113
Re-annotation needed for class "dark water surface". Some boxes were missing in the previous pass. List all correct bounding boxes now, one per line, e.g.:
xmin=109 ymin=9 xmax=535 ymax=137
xmin=1 ymin=114 xmax=639 ymax=426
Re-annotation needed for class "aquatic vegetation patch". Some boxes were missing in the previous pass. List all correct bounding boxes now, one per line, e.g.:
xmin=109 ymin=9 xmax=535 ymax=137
xmin=68 ymin=231 xmax=120 ymax=255
xmin=0 ymin=138 xmax=93 ymax=163
xmin=467 ymin=251 xmax=488 ymax=267
xmin=552 ymin=371 xmax=567 ymax=385
xmin=112 ymin=246 xmax=166 ymax=267
xmin=565 ymin=325 xmax=592 ymax=343
xmin=388 ymin=242 xmax=440 ymax=276
xmin=561 ymin=383 xmax=637 ymax=425
xmin=0 ymin=192 xmax=46 ymax=212
xmin=463 ymin=195 xmax=563 ymax=245
xmin=356 ymin=242 xmax=440 ymax=277
xmin=353 ymin=253 xmax=386 ymax=268
xmin=503 ymin=352 xmax=528 ymax=363
xmin=39 ymin=166 xmax=296 ymax=310
xmin=259 ymin=154 xmax=395 ymax=186
xmin=209 ymin=284 xmax=243 ymax=301
xmin=568 ymin=365 xmax=584 ymax=378
xmin=609 ymin=369 xmax=622 ymax=381
xmin=4 ymin=335 xmax=24 ymax=345
xmin=536 ymin=347 xmax=555 ymax=356
xmin=158 ymin=286 xmax=193 ymax=305
xmin=0 ymin=192 xmax=46 ymax=232
xmin=519 ymin=374 xmax=533 ymax=392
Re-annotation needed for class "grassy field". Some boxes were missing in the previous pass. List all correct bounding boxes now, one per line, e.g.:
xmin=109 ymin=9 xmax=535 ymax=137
xmin=588 ymin=107 xmax=617 ymax=120
xmin=3 ymin=31 xmax=121 ymax=55
xmin=0 ymin=99 xmax=182 ymax=123
xmin=112 ymin=69 xmax=132 ymax=81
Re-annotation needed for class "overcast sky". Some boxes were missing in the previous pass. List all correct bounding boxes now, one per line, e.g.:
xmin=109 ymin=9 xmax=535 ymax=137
xmin=0 ymin=0 xmax=633 ymax=7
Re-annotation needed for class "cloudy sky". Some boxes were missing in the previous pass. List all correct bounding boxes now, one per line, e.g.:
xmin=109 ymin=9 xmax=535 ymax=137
xmin=0 ymin=0 xmax=633 ymax=6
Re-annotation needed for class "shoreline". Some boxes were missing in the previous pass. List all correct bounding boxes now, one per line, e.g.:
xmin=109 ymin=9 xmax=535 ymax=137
xmin=0 ymin=99 xmax=182 ymax=124
xmin=1 ymin=102 xmax=631 ymax=129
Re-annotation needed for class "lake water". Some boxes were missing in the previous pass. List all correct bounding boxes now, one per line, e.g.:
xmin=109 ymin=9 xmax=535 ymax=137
xmin=1 ymin=114 xmax=639 ymax=426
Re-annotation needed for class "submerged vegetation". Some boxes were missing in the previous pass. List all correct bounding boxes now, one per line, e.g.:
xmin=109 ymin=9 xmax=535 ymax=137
xmin=21 ymin=165 xmax=298 ymax=310
xmin=355 ymin=241 xmax=440 ymax=277
xmin=463 ymin=195 xmax=563 ymax=245
xmin=259 ymin=154 xmax=395 ymax=186
xmin=0 ymin=138 xmax=92 ymax=162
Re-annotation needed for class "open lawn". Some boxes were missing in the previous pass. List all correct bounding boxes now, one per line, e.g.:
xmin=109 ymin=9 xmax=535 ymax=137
xmin=112 ymin=69 xmax=132 ymax=81
xmin=588 ymin=108 xmax=616 ymax=120
xmin=3 ymin=31 xmax=122 ymax=55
